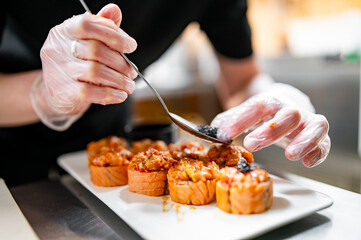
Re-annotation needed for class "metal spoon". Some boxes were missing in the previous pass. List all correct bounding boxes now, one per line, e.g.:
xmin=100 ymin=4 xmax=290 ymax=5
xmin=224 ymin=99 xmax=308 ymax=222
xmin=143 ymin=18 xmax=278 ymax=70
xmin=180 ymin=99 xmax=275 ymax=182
xmin=78 ymin=0 xmax=230 ymax=144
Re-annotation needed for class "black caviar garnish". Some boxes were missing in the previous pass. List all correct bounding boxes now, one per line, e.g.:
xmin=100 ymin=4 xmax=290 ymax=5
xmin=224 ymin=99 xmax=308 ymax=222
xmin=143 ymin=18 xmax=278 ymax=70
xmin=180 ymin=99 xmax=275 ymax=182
xmin=197 ymin=125 xmax=218 ymax=139
xmin=237 ymin=160 xmax=251 ymax=173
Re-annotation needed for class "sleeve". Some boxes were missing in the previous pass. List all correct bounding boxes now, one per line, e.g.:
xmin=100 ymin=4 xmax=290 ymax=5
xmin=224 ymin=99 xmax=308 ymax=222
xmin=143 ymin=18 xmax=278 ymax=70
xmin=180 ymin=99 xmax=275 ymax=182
xmin=0 ymin=2 xmax=8 ymax=43
xmin=199 ymin=0 xmax=253 ymax=59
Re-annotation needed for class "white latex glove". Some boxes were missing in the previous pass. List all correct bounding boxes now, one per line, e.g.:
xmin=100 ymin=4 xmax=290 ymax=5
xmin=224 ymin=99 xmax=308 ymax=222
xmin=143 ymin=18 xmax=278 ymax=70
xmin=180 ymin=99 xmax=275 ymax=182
xmin=211 ymin=74 xmax=330 ymax=168
xmin=31 ymin=4 xmax=137 ymax=131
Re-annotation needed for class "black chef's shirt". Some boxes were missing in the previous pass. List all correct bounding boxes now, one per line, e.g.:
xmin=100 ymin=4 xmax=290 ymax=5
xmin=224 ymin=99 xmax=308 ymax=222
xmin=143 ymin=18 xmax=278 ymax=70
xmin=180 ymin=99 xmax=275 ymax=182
xmin=0 ymin=0 xmax=252 ymax=186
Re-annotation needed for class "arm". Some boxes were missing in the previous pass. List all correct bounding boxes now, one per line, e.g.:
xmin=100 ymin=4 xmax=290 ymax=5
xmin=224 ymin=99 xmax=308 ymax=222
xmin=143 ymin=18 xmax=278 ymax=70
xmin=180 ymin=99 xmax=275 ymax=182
xmin=199 ymin=0 xmax=330 ymax=167
xmin=0 ymin=70 xmax=41 ymax=127
xmin=0 ymin=3 xmax=36 ymax=127
xmin=216 ymin=54 xmax=259 ymax=109
xmin=0 ymin=4 xmax=137 ymax=131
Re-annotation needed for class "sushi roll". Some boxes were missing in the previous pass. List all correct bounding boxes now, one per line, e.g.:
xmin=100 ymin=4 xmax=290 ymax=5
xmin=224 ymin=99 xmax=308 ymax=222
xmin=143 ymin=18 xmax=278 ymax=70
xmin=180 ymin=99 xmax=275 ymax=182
xmin=216 ymin=162 xmax=273 ymax=214
xmin=88 ymin=148 xmax=132 ymax=187
xmin=167 ymin=159 xmax=221 ymax=205
xmin=128 ymin=149 xmax=177 ymax=196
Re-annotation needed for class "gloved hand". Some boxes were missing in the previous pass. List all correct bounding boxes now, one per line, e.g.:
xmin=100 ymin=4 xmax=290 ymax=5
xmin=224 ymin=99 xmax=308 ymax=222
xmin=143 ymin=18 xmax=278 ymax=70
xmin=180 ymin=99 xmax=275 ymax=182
xmin=31 ymin=4 xmax=137 ymax=131
xmin=211 ymin=74 xmax=330 ymax=168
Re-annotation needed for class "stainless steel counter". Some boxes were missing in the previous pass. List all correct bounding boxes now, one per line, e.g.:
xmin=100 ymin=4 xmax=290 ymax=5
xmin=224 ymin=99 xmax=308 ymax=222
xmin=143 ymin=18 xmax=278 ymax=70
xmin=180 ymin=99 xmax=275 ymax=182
xmin=9 ymin=170 xmax=361 ymax=240
xmin=10 ymin=180 xmax=130 ymax=240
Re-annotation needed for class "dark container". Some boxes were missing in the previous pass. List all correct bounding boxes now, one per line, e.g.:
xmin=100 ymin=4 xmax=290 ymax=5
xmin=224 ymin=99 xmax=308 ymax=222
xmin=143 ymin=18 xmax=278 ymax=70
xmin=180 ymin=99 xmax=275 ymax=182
xmin=124 ymin=123 xmax=177 ymax=144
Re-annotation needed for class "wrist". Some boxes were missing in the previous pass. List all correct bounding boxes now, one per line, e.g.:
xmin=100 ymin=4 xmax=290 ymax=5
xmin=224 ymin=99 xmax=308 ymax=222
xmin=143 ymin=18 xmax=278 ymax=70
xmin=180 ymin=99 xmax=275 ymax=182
xmin=260 ymin=82 xmax=315 ymax=113
xmin=30 ymin=73 xmax=90 ymax=131
xmin=222 ymin=73 xmax=275 ymax=109
xmin=243 ymin=73 xmax=315 ymax=113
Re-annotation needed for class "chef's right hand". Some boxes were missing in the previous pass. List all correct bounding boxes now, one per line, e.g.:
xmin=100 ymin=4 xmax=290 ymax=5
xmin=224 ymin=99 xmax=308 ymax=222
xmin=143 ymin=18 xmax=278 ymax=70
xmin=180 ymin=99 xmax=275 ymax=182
xmin=31 ymin=4 xmax=137 ymax=131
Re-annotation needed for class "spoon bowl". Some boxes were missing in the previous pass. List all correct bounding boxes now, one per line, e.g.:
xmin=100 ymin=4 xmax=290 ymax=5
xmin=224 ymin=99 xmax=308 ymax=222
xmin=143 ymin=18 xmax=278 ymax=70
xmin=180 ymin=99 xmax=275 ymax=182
xmin=168 ymin=113 xmax=229 ymax=144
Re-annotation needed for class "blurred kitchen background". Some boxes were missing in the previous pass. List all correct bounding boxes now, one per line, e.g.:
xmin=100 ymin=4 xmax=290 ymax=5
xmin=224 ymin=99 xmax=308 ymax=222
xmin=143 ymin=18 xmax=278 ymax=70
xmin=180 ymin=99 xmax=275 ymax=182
xmin=131 ymin=0 xmax=361 ymax=193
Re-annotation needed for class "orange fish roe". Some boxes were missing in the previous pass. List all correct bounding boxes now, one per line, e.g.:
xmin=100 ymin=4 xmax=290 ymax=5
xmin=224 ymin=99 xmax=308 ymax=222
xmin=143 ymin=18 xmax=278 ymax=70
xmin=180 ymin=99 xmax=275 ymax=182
xmin=207 ymin=144 xmax=254 ymax=167
xmin=168 ymin=141 xmax=206 ymax=160
xmin=131 ymin=138 xmax=168 ymax=155
xmin=129 ymin=149 xmax=177 ymax=172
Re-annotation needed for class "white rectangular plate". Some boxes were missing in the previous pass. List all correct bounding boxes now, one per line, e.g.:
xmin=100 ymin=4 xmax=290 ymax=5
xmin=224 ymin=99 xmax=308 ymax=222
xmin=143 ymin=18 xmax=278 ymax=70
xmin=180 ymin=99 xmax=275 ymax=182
xmin=58 ymin=151 xmax=333 ymax=240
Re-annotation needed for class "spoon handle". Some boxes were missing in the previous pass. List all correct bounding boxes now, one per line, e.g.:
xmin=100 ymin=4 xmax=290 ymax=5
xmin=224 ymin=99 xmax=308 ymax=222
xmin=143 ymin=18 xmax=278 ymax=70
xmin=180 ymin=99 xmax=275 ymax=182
xmin=120 ymin=53 xmax=170 ymax=113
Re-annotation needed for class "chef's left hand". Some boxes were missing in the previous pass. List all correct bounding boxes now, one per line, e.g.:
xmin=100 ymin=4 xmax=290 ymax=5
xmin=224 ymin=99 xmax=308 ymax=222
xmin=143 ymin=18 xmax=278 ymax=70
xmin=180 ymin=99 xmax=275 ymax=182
xmin=211 ymin=80 xmax=330 ymax=168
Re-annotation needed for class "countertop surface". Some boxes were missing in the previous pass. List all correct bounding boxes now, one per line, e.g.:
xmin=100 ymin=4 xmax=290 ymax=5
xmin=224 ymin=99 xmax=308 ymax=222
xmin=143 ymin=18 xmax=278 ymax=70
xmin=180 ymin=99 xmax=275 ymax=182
xmin=0 ymin=179 xmax=39 ymax=240
xmin=8 ymin=169 xmax=361 ymax=240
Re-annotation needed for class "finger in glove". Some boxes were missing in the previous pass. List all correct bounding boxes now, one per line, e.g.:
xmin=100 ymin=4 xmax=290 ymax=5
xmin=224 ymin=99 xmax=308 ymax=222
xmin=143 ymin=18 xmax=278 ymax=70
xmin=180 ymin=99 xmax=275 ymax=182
xmin=244 ymin=107 xmax=301 ymax=151
xmin=78 ymin=82 xmax=129 ymax=105
xmin=285 ymin=115 xmax=329 ymax=161
xmin=68 ymin=13 xmax=137 ymax=53
xmin=212 ymin=96 xmax=283 ymax=142
xmin=77 ymin=60 xmax=135 ymax=94
xmin=73 ymin=39 xmax=137 ymax=79
xmin=302 ymin=136 xmax=331 ymax=168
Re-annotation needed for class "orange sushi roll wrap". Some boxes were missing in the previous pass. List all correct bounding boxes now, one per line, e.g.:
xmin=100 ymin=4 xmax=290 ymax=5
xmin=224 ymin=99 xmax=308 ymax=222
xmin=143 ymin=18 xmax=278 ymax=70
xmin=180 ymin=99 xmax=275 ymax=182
xmin=87 ymin=136 xmax=132 ymax=187
xmin=89 ymin=164 xmax=128 ymax=187
xmin=167 ymin=159 xmax=221 ymax=205
xmin=216 ymin=166 xmax=273 ymax=214
xmin=89 ymin=149 xmax=132 ymax=187
xmin=128 ymin=149 xmax=177 ymax=196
